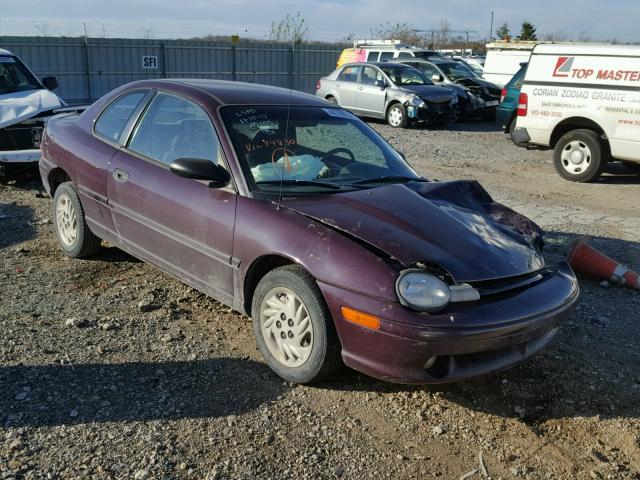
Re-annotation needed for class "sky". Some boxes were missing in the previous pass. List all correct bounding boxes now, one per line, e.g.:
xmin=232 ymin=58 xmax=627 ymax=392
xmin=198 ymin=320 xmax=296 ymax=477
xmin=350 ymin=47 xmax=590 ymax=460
xmin=0 ymin=0 xmax=638 ymax=43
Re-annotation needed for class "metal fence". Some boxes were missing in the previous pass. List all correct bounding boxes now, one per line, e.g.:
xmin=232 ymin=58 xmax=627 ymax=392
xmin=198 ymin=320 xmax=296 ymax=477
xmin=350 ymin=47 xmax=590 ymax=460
xmin=0 ymin=36 xmax=344 ymax=104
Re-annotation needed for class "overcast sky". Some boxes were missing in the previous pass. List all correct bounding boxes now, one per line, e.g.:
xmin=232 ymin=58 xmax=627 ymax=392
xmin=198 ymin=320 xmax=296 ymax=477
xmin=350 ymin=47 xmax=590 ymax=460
xmin=1 ymin=0 xmax=638 ymax=43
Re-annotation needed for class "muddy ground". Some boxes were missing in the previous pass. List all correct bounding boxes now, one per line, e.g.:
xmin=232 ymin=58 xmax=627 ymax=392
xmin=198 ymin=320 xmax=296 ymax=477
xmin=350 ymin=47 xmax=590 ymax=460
xmin=1 ymin=121 xmax=639 ymax=480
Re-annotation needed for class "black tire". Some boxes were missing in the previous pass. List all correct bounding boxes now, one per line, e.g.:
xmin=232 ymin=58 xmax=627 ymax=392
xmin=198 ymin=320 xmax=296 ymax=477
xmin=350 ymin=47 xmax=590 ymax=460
xmin=52 ymin=182 xmax=101 ymax=258
xmin=325 ymin=95 xmax=338 ymax=105
xmin=386 ymin=103 xmax=408 ymax=128
xmin=251 ymin=265 xmax=342 ymax=384
xmin=553 ymin=129 xmax=606 ymax=182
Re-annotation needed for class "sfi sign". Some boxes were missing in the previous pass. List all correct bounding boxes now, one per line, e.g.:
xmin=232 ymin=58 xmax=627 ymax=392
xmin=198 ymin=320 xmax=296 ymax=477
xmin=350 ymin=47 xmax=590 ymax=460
xmin=142 ymin=55 xmax=158 ymax=69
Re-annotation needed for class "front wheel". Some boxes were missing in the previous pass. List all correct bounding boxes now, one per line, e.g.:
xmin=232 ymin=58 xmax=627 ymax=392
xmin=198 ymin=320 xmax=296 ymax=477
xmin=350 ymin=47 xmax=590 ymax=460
xmin=53 ymin=182 xmax=102 ymax=257
xmin=554 ymin=129 xmax=606 ymax=182
xmin=251 ymin=265 xmax=341 ymax=384
xmin=386 ymin=103 xmax=408 ymax=128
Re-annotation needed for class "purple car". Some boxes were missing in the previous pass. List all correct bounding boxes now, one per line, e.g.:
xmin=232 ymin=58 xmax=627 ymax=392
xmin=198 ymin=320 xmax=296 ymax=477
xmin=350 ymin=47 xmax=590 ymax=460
xmin=39 ymin=79 xmax=579 ymax=384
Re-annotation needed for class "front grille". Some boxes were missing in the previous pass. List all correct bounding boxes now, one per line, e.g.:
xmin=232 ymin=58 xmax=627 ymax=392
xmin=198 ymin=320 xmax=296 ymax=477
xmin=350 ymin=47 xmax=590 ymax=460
xmin=470 ymin=269 xmax=551 ymax=297
xmin=0 ymin=124 xmax=43 ymax=150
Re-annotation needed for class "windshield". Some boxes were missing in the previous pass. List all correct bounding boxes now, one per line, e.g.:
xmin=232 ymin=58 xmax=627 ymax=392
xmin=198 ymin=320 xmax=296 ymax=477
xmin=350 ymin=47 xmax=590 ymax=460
xmin=221 ymin=106 xmax=421 ymax=194
xmin=438 ymin=62 xmax=479 ymax=81
xmin=0 ymin=56 xmax=42 ymax=95
xmin=380 ymin=66 xmax=431 ymax=86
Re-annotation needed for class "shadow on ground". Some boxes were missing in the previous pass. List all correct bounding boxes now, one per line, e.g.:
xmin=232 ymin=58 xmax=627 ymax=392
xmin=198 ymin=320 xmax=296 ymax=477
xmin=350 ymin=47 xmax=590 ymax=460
xmin=320 ymin=231 xmax=640 ymax=424
xmin=0 ymin=202 xmax=36 ymax=249
xmin=0 ymin=357 xmax=285 ymax=428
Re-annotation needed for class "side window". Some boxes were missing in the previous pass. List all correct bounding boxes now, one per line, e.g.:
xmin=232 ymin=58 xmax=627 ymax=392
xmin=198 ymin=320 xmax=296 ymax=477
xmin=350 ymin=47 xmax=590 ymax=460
xmin=337 ymin=66 xmax=362 ymax=83
xmin=419 ymin=63 xmax=439 ymax=78
xmin=379 ymin=52 xmax=394 ymax=62
xmin=396 ymin=52 xmax=413 ymax=59
xmin=366 ymin=51 xmax=379 ymax=62
xmin=128 ymin=92 xmax=220 ymax=166
xmin=360 ymin=66 xmax=383 ymax=85
xmin=95 ymin=91 xmax=147 ymax=142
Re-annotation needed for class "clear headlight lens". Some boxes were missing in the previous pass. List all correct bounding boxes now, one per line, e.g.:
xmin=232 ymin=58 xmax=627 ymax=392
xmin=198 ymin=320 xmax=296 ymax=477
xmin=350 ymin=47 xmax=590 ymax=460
xmin=396 ymin=270 xmax=451 ymax=312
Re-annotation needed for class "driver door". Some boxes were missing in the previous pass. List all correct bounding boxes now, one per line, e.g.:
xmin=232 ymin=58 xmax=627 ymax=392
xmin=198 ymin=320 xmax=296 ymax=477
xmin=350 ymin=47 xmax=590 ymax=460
xmin=107 ymin=92 xmax=237 ymax=303
xmin=355 ymin=66 xmax=388 ymax=118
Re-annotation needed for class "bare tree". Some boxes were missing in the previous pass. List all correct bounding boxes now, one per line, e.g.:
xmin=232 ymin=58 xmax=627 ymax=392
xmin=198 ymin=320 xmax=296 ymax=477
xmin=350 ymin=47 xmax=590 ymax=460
xmin=542 ymin=30 xmax=568 ymax=41
xmin=369 ymin=22 xmax=423 ymax=46
xmin=269 ymin=12 xmax=308 ymax=44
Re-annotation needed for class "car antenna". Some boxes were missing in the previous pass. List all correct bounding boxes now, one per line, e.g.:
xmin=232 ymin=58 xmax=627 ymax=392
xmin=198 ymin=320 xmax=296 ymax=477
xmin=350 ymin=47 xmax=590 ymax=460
xmin=276 ymin=41 xmax=294 ymax=211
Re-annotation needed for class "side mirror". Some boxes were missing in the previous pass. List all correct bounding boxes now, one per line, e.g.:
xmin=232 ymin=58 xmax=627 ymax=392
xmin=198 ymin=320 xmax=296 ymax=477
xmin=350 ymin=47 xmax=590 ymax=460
xmin=374 ymin=79 xmax=386 ymax=89
xmin=431 ymin=74 xmax=444 ymax=83
xmin=42 ymin=76 xmax=58 ymax=90
xmin=170 ymin=158 xmax=231 ymax=188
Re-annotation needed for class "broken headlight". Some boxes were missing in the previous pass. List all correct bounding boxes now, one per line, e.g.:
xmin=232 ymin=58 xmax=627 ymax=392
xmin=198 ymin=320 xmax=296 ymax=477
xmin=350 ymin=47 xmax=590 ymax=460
xmin=405 ymin=93 xmax=425 ymax=108
xmin=396 ymin=270 xmax=450 ymax=312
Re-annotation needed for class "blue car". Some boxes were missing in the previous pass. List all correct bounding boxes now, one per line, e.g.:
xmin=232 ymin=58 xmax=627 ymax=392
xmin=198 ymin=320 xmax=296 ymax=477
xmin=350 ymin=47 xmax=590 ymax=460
xmin=496 ymin=63 xmax=527 ymax=144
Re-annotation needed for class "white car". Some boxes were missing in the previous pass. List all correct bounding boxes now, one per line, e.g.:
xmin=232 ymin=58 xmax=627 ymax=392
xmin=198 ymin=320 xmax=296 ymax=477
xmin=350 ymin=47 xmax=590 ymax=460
xmin=513 ymin=43 xmax=640 ymax=182
xmin=0 ymin=48 xmax=65 ymax=175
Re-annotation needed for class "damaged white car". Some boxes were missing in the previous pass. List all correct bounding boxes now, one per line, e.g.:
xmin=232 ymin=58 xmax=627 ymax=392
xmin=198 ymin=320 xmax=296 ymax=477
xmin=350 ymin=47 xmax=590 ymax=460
xmin=0 ymin=48 xmax=65 ymax=175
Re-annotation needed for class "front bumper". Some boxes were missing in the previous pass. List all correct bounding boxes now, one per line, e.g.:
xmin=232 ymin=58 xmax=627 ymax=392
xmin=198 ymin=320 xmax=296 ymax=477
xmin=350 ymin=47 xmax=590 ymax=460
xmin=320 ymin=262 xmax=579 ymax=384
xmin=407 ymin=103 xmax=455 ymax=123
xmin=0 ymin=149 xmax=41 ymax=164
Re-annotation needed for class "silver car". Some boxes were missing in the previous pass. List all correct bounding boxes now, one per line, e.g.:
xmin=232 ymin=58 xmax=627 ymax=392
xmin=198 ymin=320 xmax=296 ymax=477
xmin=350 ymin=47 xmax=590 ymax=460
xmin=315 ymin=62 xmax=457 ymax=128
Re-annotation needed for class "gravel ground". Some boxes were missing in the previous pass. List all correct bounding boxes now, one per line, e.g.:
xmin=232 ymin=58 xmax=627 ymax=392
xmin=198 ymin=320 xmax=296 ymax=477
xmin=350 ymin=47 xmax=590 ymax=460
xmin=1 ymin=121 xmax=639 ymax=480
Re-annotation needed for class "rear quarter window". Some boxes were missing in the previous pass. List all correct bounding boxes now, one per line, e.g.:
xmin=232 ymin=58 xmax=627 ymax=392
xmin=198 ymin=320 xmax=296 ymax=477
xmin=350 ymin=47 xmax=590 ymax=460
xmin=95 ymin=91 xmax=147 ymax=143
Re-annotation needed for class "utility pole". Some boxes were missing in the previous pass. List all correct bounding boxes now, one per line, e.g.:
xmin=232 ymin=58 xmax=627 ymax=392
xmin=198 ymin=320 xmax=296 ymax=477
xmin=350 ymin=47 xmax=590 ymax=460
xmin=489 ymin=11 xmax=494 ymax=42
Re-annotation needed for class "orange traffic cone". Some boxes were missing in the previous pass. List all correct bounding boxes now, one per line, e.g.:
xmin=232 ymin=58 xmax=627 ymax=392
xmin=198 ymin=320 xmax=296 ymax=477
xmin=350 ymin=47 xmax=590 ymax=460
xmin=568 ymin=239 xmax=639 ymax=290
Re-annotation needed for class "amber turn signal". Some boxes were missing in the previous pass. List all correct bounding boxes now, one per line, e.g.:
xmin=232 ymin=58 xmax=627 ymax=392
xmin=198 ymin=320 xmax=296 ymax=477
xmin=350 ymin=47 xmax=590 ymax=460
xmin=341 ymin=306 xmax=380 ymax=330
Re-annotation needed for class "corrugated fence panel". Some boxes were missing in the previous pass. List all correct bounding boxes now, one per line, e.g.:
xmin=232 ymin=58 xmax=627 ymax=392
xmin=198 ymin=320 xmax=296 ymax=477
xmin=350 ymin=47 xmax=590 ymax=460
xmin=0 ymin=36 xmax=344 ymax=103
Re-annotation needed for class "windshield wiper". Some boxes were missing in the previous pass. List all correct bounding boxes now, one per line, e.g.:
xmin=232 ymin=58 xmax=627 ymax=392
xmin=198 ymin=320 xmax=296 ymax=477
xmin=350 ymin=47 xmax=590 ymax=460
xmin=351 ymin=176 xmax=427 ymax=185
xmin=255 ymin=179 xmax=342 ymax=190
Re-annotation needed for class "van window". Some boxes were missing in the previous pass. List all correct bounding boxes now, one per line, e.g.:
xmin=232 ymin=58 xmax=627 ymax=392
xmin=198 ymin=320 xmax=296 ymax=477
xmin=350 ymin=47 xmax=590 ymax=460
xmin=396 ymin=52 xmax=414 ymax=59
xmin=95 ymin=91 xmax=148 ymax=142
xmin=379 ymin=52 xmax=394 ymax=62
xmin=337 ymin=66 xmax=362 ymax=82
xmin=366 ymin=51 xmax=379 ymax=62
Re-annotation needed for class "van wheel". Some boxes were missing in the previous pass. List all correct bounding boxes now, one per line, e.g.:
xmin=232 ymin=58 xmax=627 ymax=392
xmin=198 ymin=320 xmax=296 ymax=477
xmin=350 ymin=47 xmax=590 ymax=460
xmin=554 ymin=129 xmax=605 ymax=182
xmin=53 ymin=182 xmax=102 ymax=257
xmin=387 ymin=103 xmax=408 ymax=128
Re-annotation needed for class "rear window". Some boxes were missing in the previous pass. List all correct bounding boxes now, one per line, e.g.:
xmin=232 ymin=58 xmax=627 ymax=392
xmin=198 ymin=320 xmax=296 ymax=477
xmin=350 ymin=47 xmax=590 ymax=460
xmin=338 ymin=66 xmax=362 ymax=82
xmin=95 ymin=91 xmax=147 ymax=142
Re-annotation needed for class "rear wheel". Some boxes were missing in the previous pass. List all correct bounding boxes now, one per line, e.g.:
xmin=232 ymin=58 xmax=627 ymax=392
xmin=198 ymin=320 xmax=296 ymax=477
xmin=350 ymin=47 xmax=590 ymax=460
xmin=53 ymin=182 xmax=101 ymax=257
xmin=554 ymin=129 xmax=606 ymax=182
xmin=251 ymin=265 xmax=341 ymax=384
xmin=325 ymin=95 xmax=338 ymax=105
xmin=386 ymin=103 xmax=408 ymax=128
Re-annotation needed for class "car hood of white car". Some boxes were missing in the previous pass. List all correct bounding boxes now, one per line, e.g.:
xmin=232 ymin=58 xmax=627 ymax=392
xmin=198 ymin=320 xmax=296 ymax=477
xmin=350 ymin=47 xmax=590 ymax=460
xmin=0 ymin=89 xmax=65 ymax=129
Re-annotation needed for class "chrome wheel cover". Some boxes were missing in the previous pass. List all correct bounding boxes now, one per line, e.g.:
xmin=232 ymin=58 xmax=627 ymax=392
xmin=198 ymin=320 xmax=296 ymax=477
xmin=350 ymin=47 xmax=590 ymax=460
xmin=260 ymin=287 xmax=313 ymax=368
xmin=55 ymin=193 xmax=78 ymax=247
xmin=561 ymin=140 xmax=592 ymax=175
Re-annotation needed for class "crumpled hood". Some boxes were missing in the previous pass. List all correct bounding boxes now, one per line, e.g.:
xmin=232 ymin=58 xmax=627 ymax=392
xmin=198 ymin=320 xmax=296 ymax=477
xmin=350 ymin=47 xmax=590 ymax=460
xmin=0 ymin=89 xmax=65 ymax=129
xmin=401 ymin=85 xmax=454 ymax=103
xmin=283 ymin=180 xmax=545 ymax=283
xmin=454 ymin=77 xmax=496 ymax=90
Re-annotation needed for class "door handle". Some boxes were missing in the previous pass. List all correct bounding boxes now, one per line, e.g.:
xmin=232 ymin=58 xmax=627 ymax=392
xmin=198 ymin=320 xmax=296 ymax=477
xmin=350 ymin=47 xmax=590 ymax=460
xmin=112 ymin=168 xmax=129 ymax=183
xmin=336 ymin=83 xmax=341 ymax=87
xmin=358 ymin=86 xmax=364 ymax=90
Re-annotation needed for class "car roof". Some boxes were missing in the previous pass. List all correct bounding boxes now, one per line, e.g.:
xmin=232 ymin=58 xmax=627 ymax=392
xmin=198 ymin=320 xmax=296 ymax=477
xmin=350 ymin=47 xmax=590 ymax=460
xmin=122 ymin=79 xmax=329 ymax=107
xmin=532 ymin=43 xmax=639 ymax=57
xmin=341 ymin=61 xmax=416 ymax=68
xmin=0 ymin=48 xmax=14 ymax=56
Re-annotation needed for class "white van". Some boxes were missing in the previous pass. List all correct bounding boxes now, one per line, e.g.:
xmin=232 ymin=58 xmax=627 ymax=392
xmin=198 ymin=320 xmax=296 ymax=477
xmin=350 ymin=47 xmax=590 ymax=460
xmin=0 ymin=48 xmax=65 ymax=174
xmin=336 ymin=40 xmax=441 ymax=68
xmin=512 ymin=43 xmax=640 ymax=182
xmin=483 ymin=41 xmax=537 ymax=87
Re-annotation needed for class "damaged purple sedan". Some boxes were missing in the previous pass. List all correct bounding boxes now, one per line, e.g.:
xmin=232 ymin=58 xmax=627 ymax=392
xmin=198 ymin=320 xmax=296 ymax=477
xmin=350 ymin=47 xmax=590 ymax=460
xmin=39 ymin=79 xmax=579 ymax=384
